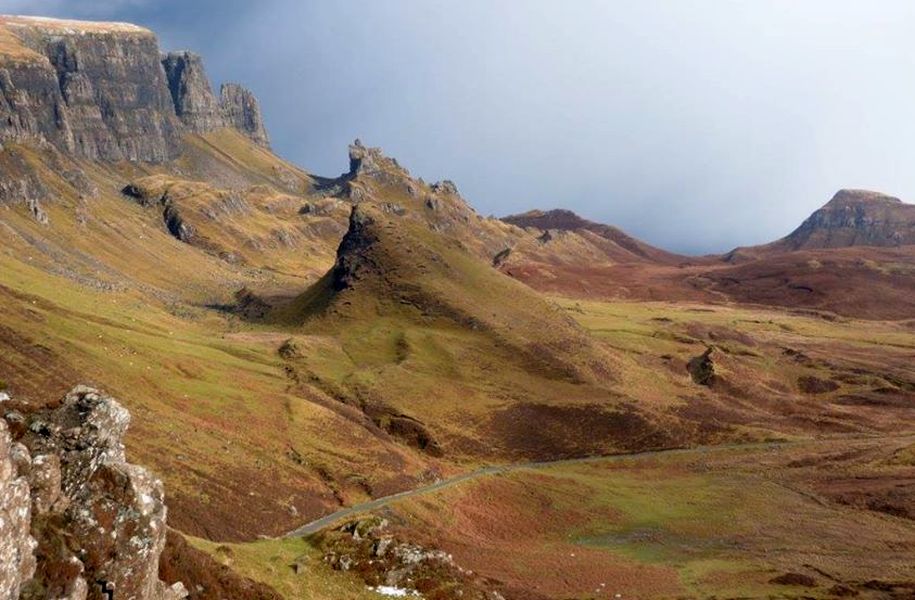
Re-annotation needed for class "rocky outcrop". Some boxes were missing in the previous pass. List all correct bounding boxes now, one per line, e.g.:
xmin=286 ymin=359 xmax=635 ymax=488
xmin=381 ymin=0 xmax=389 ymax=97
xmin=219 ymin=83 xmax=269 ymax=148
xmin=776 ymin=189 xmax=915 ymax=250
xmin=347 ymin=139 xmax=404 ymax=180
xmin=0 ymin=16 xmax=270 ymax=161
xmin=0 ymin=419 xmax=36 ymax=599
xmin=318 ymin=517 xmax=507 ymax=600
xmin=687 ymin=347 xmax=716 ymax=386
xmin=162 ymin=51 xmax=225 ymax=133
xmin=1 ymin=385 xmax=186 ymax=600
xmin=331 ymin=204 xmax=380 ymax=291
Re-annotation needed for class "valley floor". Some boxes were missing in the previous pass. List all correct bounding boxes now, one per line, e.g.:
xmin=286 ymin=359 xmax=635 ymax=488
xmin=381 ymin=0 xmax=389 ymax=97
xmin=196 ymin=433 xmax=915 ymax=600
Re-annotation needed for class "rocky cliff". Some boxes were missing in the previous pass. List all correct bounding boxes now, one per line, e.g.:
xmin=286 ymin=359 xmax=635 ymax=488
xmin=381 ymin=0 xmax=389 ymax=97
xmin=775 ymin=189 xmax=915 ymax=250
xmin=162 ymin=51 xmax=225 ymax=134
xmin=219 ymin=83 xmax=270 ymax=148
xmin=0 ymin=15 xmax=269 ymax=162
xmin=0 ymin=385 xmax=186 ymax=600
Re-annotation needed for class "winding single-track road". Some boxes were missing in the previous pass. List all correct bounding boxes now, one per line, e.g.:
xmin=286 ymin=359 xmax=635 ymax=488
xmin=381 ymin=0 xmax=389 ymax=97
xmin=283 ymin=440 xmax=794 ymax=538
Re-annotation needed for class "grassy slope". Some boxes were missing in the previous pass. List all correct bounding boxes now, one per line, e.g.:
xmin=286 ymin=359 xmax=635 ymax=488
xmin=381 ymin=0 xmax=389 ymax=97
xmin=270 ymin=202 xmax=688 ymax=463
xmin=207 ymin=299 xmax=915 ymax=598
xmin=0 ymin=137 xmax=433 ymax=541
xmin=189 ymin=536 xmax=381 ymax=600
xmin=3 ymin=130 xmax=915 ymax=597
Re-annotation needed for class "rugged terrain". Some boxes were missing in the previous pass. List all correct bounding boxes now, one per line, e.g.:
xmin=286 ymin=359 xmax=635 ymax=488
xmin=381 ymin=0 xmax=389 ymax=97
xmin=499 ymin=191 xmax=915 ymax=319
xmin=0 ymin=14 xmax=913 ymax=600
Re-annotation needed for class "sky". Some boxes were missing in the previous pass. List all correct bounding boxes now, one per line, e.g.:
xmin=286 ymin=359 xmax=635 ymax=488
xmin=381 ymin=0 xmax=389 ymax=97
xmin=2 ymin=0 xmax=915 ymax=254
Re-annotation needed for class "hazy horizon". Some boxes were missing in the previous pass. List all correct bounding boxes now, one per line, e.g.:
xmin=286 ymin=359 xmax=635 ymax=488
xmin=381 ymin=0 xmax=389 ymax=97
xmin=3 ymin=0 xmax=914 ymax=254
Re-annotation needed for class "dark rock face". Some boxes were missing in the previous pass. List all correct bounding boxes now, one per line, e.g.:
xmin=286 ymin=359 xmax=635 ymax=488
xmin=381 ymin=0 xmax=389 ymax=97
xmin=162 ymin=51 xmax=225 ymax=133
xmin=220 ymin=83 xmax=270 ymax=148
xmin=1 ymin=385 xmax=187 ymax=600
xmin=0 ymin=17 xmax=270 ymax=162
xmin=332 ymin=205 xmax=380 ymax=291
xmin=780 ymin=189 xmax=915 ymax=249
xmin=687 ymin=347 xmax=716 ymax=386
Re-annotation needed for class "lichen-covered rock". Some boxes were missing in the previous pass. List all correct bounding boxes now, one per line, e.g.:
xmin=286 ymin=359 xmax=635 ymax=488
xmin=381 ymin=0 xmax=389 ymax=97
xmin=317 ymin=517 xmax=502 ymax=600
xmin=3 ymin=385 xmax=186 ymax=600
xmin=0 ymin=420 xmax=37 ymax=600
xmin=220 ymin=83 xmax=270 ymax=147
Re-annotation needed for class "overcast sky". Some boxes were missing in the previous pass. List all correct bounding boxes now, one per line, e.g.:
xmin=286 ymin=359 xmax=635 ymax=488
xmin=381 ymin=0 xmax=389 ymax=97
xmin=3 ymin=0 xmax=915 ymax=254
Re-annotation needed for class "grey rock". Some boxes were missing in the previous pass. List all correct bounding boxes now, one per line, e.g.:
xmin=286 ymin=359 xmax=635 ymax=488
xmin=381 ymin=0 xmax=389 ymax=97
xmin=687 ymin=347 xmax=716 ymax=386
xmin=0 ymin=22 xmax=183 ymax=162
xmin=0 ymin=18 xmax=270 ymax=161
xmin=220 ymin=83 xmax=270 ymax=147
xmin=162 ymin=51 xmax=226 ymax=133
xmin=4 ymin=385 xmax=185 ymax=600
xmin=0 ymin=419 xmax=37 ymax=600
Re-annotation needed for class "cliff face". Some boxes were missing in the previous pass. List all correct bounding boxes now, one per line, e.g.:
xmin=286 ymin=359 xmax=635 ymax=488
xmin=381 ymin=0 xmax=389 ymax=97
xmin=162 ymin=51 xmax=225 ymax=133
xmin=776 ymin=189 xmax=915 ymax=250
xmin=220 ymin=82 xmax=270 ymax=148
xmin=0 ymin=17 xmax=182 ymax=161
xmin=0 ymin=16 xmax=269 ymax=162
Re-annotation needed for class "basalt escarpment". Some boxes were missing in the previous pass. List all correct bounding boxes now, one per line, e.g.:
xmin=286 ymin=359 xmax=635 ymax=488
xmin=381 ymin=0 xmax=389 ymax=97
xmin=0 ymin=385 xmax=186 ymax=600
xmin=0 ymin=16 xmax=269 ymax=162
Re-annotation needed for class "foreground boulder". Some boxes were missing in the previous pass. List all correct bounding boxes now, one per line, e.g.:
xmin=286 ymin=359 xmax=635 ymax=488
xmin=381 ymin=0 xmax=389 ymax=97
xmin=0 ymin=419 xmax=36 ymax=598
xmin=1 ymin=385 xmax=186 ymax=600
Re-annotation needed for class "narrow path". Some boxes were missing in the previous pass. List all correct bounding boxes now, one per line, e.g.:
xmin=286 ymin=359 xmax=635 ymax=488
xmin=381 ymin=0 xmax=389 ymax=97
xmin=282 ymin=440 xmax=793 ymax=538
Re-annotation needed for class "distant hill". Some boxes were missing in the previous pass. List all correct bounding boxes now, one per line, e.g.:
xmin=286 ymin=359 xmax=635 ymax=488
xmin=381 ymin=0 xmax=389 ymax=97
xmin=502 ymin=208 xmax=684 ymax=265
xmin=498 ymin=192 xmax=915 ymax=319
xmin=766 ymin=189 xmax=915 ymax=251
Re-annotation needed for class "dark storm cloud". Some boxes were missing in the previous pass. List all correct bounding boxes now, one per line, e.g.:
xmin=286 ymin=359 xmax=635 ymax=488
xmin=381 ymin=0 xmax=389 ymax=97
xmin=3 ymin=1 xmax=915 ymax=254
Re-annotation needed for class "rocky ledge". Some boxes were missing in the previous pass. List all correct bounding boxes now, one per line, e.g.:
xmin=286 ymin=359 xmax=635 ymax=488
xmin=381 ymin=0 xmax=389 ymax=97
xmin=0 ymin=385 xmax=186 ymax=600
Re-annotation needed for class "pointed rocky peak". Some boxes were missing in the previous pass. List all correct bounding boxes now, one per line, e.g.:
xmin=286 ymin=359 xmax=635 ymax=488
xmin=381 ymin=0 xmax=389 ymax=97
xmin=777 ymin=188 xmax=915 ymax=250
xmin=220 ymin=83 xmax=270 ymax=147
xmin=285 ymin=202 xmax=615 ymax=385
xmin=331 ymin=203 xmax=383 ymax=291
xmin=347 ymin=139 xmax=408 ymax=179
xmin=162 ymin=50 xmax=225 ymax=132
